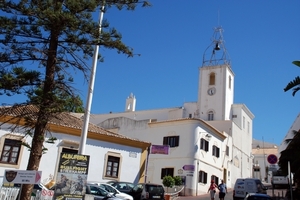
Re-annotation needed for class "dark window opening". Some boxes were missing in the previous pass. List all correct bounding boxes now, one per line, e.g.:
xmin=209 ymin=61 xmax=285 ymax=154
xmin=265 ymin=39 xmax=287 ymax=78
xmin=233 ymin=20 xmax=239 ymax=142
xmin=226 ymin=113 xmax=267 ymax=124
xmin=200 ymin=138 xmax=209 ymax=152
xmin=163 ymin=136 xmax=179 ymax=147
xmin=161 ymin=168 xmax=174 ymax=179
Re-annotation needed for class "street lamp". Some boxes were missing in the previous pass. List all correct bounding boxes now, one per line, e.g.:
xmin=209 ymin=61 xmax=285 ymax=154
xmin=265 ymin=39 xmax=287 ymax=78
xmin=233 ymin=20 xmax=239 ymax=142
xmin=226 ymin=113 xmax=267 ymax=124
xmin=79 ymin=4 xmax=105 ymax=155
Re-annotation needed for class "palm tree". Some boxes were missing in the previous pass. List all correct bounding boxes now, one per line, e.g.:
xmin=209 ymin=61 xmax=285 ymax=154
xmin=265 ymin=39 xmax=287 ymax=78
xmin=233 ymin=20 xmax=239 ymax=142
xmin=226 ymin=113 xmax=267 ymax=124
xmin=284 ymin=61 xmax=300 ymax=96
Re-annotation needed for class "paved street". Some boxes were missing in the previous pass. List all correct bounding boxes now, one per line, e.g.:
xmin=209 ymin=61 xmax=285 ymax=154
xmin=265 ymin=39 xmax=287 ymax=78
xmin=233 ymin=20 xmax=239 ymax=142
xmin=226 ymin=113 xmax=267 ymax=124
xmin=176 ymin=187 xmax=287 ymax=200
xmin=177 ymin=189 xmax=233 ymax=200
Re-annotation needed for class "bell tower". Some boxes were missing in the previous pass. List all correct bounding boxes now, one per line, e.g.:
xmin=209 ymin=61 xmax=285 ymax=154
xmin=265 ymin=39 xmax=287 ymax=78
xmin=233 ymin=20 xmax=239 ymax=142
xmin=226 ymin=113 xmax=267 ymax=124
xmin=125 ymin=93 xmax=136 ymax=112
xmin=197 ymin=27 xmax=234 ymax=121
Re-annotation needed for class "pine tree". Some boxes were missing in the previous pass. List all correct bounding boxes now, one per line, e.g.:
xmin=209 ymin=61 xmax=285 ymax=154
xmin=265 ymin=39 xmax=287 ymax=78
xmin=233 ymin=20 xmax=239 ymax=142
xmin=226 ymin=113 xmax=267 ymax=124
xmin=0 ymin=1 xmax=150 ymax=199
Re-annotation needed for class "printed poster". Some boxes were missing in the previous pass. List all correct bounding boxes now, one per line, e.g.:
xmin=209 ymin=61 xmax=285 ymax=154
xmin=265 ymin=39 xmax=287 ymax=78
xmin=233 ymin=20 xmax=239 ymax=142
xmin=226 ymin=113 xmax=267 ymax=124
xmin=54 ymin=153 xmax=90 ymax=200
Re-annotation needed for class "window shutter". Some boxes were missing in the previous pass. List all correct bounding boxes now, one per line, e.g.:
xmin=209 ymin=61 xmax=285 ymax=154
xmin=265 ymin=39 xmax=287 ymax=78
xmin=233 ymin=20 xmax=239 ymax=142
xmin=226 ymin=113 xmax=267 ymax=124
xmin=204 ymin=173 xmax=207 ymax=184
xmin=200 ymin=139 xmax=203 ymax=149
xmin=175 ymin=136 xmax=179 ymax=146
xmin=161 ymin=168 xmax=166 ymax=179
xmin=163 ymin=137 xmax=167 ymax=145
xmin=205 ymin=141 xmax=209 ymax=151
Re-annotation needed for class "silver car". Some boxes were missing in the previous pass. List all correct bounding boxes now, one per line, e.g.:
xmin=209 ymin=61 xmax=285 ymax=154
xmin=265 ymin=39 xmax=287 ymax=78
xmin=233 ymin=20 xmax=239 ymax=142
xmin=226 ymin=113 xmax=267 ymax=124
xmin=86 ymin=184 xmax=123 ymax=200
xmin=88 ymin=182 xmax=133 ymax=200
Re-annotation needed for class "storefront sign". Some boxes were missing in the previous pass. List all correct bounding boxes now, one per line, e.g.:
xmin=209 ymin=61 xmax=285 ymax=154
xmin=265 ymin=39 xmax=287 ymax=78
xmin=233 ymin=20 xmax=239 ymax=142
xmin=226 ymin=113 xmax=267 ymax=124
xmin=3 ymin=170 xmax=42 ymax=186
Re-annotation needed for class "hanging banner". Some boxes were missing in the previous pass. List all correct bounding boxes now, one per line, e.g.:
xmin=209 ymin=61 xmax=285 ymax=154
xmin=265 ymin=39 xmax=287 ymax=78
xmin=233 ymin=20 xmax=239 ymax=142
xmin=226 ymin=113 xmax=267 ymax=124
xmin=54 ymin=153 xmax=90 ymax=200
xmin=150 ymin=145 xmax=169 ymax=155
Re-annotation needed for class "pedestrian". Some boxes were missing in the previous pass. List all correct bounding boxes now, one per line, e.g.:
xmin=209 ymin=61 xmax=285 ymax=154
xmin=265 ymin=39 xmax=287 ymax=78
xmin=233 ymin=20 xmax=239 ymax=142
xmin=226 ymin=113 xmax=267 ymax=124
xmin=207 ymin=180 xmax=218 ymax=200
xmin=218 ymin=180 xmax=227 ymax=200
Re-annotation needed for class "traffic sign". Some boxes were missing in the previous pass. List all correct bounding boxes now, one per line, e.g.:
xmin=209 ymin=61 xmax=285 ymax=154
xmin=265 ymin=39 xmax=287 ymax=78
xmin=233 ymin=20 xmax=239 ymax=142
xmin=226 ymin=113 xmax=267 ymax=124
xmin=267 ymin=154 xmax=278 ymax=164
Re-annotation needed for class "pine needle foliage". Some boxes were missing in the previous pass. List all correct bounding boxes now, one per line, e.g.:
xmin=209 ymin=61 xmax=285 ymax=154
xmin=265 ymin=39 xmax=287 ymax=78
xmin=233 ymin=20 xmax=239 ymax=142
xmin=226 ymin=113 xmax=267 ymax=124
xmin=0 ymin=0 xmax=150 ymax=199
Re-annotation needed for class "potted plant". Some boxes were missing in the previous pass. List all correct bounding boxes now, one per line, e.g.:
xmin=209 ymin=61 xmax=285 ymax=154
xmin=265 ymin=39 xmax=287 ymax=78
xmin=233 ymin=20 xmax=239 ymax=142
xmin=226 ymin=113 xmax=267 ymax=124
xmin=162 ymin=175 xmax=175 ymax=200
xmin=173 ymin=176 xmax=182 ymax=186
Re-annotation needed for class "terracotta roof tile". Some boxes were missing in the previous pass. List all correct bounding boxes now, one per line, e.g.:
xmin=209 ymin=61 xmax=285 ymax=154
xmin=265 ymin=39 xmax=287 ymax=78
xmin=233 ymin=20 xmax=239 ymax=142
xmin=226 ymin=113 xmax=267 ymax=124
xmin=0 ymin=105 xmax=149 ymax=144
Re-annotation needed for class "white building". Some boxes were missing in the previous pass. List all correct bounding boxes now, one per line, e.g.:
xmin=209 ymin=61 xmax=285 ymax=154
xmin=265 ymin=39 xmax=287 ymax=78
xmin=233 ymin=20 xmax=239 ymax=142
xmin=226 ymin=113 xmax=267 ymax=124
xmin=87 ymin=27 xmax=255 ymax=196
xmin=252 ymin=139 xmax=278 ymax=183
xmin=0 ymin=106 xmax=150 ymax=186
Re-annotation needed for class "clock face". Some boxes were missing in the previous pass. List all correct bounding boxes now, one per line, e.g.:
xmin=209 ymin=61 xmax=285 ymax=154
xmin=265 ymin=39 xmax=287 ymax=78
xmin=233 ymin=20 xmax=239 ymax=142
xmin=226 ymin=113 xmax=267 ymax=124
xmin=207 ymin=87 xmax=216 ymax=96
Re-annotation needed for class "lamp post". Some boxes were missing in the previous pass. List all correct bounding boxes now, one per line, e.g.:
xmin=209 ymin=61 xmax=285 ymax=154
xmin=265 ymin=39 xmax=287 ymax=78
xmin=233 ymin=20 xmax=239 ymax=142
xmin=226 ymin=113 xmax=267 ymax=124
xmin=262 ymin=137 xmax=267 ymax=182
xmin=78 ymin=4 xmax=105 ymax=155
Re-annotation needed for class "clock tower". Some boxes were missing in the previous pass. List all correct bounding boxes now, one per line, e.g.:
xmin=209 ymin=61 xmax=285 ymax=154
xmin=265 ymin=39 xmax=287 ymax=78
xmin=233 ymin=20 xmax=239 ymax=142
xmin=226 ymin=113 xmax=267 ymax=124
xmin=197 ymin=27 xmax=234 ymax=121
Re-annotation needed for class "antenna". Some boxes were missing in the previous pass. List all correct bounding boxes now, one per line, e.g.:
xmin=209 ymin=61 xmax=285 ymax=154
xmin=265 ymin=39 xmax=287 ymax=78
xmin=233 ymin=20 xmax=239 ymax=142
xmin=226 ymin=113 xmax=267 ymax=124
xmin=202 ymin=26 xmax=231 ymax=67
xmin=217 ymin=8 xmax=220 ymax=26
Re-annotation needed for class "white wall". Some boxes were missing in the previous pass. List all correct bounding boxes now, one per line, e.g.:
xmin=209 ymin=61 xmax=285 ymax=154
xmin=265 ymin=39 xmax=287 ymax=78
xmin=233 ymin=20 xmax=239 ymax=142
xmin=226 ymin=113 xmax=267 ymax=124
xmin=111 ymin=118 xmax=230 ymax=195
xmin=0 ymin=124 xmax=144 ymax=185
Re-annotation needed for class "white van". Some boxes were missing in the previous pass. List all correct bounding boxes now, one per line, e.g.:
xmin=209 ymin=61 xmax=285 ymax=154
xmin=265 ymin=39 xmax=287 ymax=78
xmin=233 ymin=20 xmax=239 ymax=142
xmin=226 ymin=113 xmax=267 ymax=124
xmin=233 ymin=178 xmax=268 ymax=200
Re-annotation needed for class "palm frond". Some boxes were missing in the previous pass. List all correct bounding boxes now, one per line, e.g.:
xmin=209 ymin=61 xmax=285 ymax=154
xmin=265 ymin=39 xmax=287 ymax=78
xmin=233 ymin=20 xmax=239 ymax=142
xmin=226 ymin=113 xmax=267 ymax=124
xmin=292 ymin=60 xmax=300 ymax=67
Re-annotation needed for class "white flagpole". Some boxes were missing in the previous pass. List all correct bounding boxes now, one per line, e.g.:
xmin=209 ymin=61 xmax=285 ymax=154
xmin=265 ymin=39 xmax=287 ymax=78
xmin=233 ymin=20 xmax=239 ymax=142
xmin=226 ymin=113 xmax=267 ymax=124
xmin=79 ymin=5 xmax=105 ymax=155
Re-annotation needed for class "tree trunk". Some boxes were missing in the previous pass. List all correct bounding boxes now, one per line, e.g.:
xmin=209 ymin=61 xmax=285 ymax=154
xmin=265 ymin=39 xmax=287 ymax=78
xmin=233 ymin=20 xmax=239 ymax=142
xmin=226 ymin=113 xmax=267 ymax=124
xmin=19 ymin=119 xmax=47 ymax=199
xmin=19 ymin=21 xmax=60 ymax=200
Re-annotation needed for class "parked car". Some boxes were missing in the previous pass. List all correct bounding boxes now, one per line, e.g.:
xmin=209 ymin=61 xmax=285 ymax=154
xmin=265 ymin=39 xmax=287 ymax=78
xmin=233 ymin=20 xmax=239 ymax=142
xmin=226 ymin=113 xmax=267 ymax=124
xmin=131 ymin=183 xmax=165 ymax=200
xmin=107 ymin=181 xmax=135 ymax=196
xmin=88 ymin=181 xmax=133 ymax=200
xmin=86 ymin=184 xmax=124 ymax=200
xmin=244 ymin=193 xmax=272 ymax=200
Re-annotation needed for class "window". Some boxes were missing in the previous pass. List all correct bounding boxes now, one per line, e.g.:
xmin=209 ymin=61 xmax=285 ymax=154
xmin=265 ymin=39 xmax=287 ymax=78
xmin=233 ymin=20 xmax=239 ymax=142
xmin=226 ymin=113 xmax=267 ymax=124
xmin=212 ymin=145 xmax=220 ymax=157
xmin=253 ymin=166 xmax=260 ymax=172
xmin=229 ymin=75 xmax=232 ymax=89
xmin=200 ymin=138 xmax=209 ymax=152
xmin=163 ymin=136 xmax=179 ymax=147
xmin=105 ymin=155 xmax=120 ymax=178
xmin=62 ymin=147 xmax=78 ymax=154
xmin=0 ymin=139 xmax=22 ymax=165
xmin=243 ymin=116 xmax=245 ymax=129
xmin=199 ymin=171 xmax=207 ymax=183
xmin=161 ymin=168 xmax=174 ymax=179
xmin=209 ymin=73 xmax=215 ymax=85
xmin=208 ymin=111 xmax=214 ymax=121
xmin=247 ymin=121 xmax=250 ymax=133
xmin=226 ymin=145 xmax=229 ymax=156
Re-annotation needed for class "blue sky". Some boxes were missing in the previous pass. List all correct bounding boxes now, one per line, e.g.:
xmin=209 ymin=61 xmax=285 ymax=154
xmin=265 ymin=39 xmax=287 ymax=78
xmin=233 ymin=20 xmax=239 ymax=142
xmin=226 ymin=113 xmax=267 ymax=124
xmin=2 ymin=1 xmax=300 ymax=145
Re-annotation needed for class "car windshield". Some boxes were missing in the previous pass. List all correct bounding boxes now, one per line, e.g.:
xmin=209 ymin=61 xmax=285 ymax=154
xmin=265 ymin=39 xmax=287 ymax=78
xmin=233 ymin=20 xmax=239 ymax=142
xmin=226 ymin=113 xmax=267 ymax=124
xmin=145 ymin=185 xmax=164 ymax=193
xmin=110 ymin=182 xmax=134 ymax=190
xmin=89 ymin=185 xmax=109 ymax=196
xmin=101 ymin=184 xmax=117 ymax=193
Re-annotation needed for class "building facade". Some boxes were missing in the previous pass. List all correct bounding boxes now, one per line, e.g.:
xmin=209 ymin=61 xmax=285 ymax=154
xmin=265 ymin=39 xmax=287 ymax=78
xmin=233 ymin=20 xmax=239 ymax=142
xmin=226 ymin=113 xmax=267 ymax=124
xmin=252 ymin=139 xmax=279 ymax=183
xmin=87 ymin=27 xmax=255 ymax=196
xmin=0 ymin=107 xmax=150 ymax=186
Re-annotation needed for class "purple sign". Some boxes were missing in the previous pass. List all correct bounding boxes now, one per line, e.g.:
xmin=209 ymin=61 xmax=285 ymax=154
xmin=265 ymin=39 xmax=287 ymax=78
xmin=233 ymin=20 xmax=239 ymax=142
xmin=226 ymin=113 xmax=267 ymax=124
xmin=182 ymin=165 xmax=195 ymax=171
xmin=150 ymin=145 xmax=169 ymax=155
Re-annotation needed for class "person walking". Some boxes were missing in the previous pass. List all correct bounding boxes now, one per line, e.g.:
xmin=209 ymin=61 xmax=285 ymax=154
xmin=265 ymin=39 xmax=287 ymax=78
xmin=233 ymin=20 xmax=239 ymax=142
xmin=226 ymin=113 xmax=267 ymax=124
xmin=207 ymin=180 xmax=218 ymax=200
xmin=218 ymin=180 xmax=227 ymax=200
